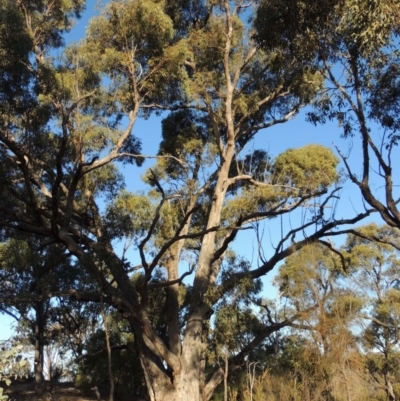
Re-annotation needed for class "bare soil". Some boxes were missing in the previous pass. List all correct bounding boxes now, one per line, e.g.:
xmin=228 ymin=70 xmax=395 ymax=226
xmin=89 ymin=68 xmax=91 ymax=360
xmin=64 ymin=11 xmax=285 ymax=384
xmin=3 ymin=381 xmax=104 ymax=401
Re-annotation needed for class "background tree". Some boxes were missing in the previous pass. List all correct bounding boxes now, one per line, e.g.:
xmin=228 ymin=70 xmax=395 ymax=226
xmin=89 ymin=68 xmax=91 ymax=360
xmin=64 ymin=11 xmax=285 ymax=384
xmin=0 ymin=235 xmax=104 ymax=390
xmin=345 ymin=224 xmax=400 ymax=401
xmin=0 ymin=238 xmax=70 ymax=387
xmin=75 ymin=313 xmax=147 ymax=400
xmin=271 ymin=243 xmax=363 ymax=401
xmin=255 ymin=0 xmax=400 ymax=230
xmin=225 ymin=226 xmax=400 ymax=401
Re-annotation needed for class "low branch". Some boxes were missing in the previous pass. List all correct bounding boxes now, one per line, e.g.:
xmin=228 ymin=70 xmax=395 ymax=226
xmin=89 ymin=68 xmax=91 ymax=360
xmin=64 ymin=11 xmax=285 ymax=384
xmin=118 ymin=153 xmax=187 ymax=169
xmin=227 ymin=175 xmax=301 ymax=190
xmin=140 ymin=103 xmax=207 ymax=112
xmin=213 ymin=207 xmax=374 ymax=305
xmin=236 ymin=107 xmax=298 ymax=140
xmin=139 ymin=171 xmax=166 ymax=272
xmin=148 ymin=266 xmax=195 ymax=289
xmin=318 ymin=239 xmax=347 ymax=272
xmin=358 ymin=315 xmax=400 ymax=329
xmin=148 ymin=225 xmax=221 ymax=272
xmin=76 ymin=343 xmax=134 ymax=361
xmin=0 ymin=307 xmax=21 ymax=322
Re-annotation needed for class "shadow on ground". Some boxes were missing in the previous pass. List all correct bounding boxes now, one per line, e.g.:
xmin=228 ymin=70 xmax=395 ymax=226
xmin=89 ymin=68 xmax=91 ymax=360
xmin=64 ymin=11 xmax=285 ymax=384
xmin=3 ymin=381 xmax=101 ymax=401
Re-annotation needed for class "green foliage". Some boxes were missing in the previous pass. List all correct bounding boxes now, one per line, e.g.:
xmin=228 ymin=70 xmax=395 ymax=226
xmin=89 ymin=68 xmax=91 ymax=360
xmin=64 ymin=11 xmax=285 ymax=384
xmin=165 ymin=0 xmax=209 ymax=34
xmin=105 ymin=191 xmax=154 ymax=241
xmin=254 ymin=0 xmax=338 ymax=52
xmin=0 ymin=0 xmax=33 ymax=110
xmin=223 ymin=145 xmax=339 ymax=222
xmin=273 ymin=145 xmax=339 ymax=192
xmin=161 ymin=110 xmax=207 ymax=153
xmin=277 ymin=242 xmax=363 ymax=348
xmin=256 ymin=0 xmax=400 ymax=146
xmin=0 ymin=344 xmax=24 ymax=384
xmin=83 ymin=0 xmax=188 ymax=107
xmin=344 ymin=224 xmax=400 ymax=399
xmin=368 ymin=54 xmax=400 ymax=132
xmin=255 ymin=0 xmax=400 ymax=57
xmin=76 ymin=328 xmax=147 ymax=399
xmin=337 ymin=0 xmax=400 ymax=53
xmin=0 ymin=343 xmax=29 ymax=401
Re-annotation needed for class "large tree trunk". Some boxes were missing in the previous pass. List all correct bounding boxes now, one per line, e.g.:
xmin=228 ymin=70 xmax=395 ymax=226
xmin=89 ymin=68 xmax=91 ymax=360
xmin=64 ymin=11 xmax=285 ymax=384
xmin=141 ymin=153 xmax=236 ymax=401
xmin=129 ymin=315 xmax=209 ymax=401
xmin=142 ymin=357 xmax=203 ymax=401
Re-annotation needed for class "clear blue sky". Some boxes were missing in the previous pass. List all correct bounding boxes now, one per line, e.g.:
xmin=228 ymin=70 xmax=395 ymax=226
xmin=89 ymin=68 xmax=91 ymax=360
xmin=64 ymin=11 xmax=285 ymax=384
xmin=0 ymin=0 xmax=391 ymax=339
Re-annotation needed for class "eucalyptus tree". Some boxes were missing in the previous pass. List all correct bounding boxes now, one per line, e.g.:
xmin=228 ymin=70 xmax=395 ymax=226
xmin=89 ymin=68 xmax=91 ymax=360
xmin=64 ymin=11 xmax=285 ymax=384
xmin=255 ymin=0 xmax=400 ymax=229
xmin=75 ymin=309 xmax=148 ymax=400
xmin=345 ymin=224 xmax=400 ymax=401
xmin=273 ymin=243 xmax=363 ymax=401
xmin=0 ymin=0 xmax=374 ymax=400
xmin=0 ymin=236 xmax=100 ymax=389
xmin=0 ymin=238 xmax=68 ymax=387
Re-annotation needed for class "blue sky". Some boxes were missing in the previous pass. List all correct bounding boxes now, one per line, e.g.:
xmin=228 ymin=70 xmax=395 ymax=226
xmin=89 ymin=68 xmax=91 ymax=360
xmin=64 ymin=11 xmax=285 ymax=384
xmin=0 ymin=0 xmax=390 ymax=339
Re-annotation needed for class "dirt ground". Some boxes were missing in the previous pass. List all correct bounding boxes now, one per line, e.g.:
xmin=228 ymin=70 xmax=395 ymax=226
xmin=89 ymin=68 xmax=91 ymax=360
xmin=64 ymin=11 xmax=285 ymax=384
xmin=3 ymin=381 xmax=104 ymax=401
